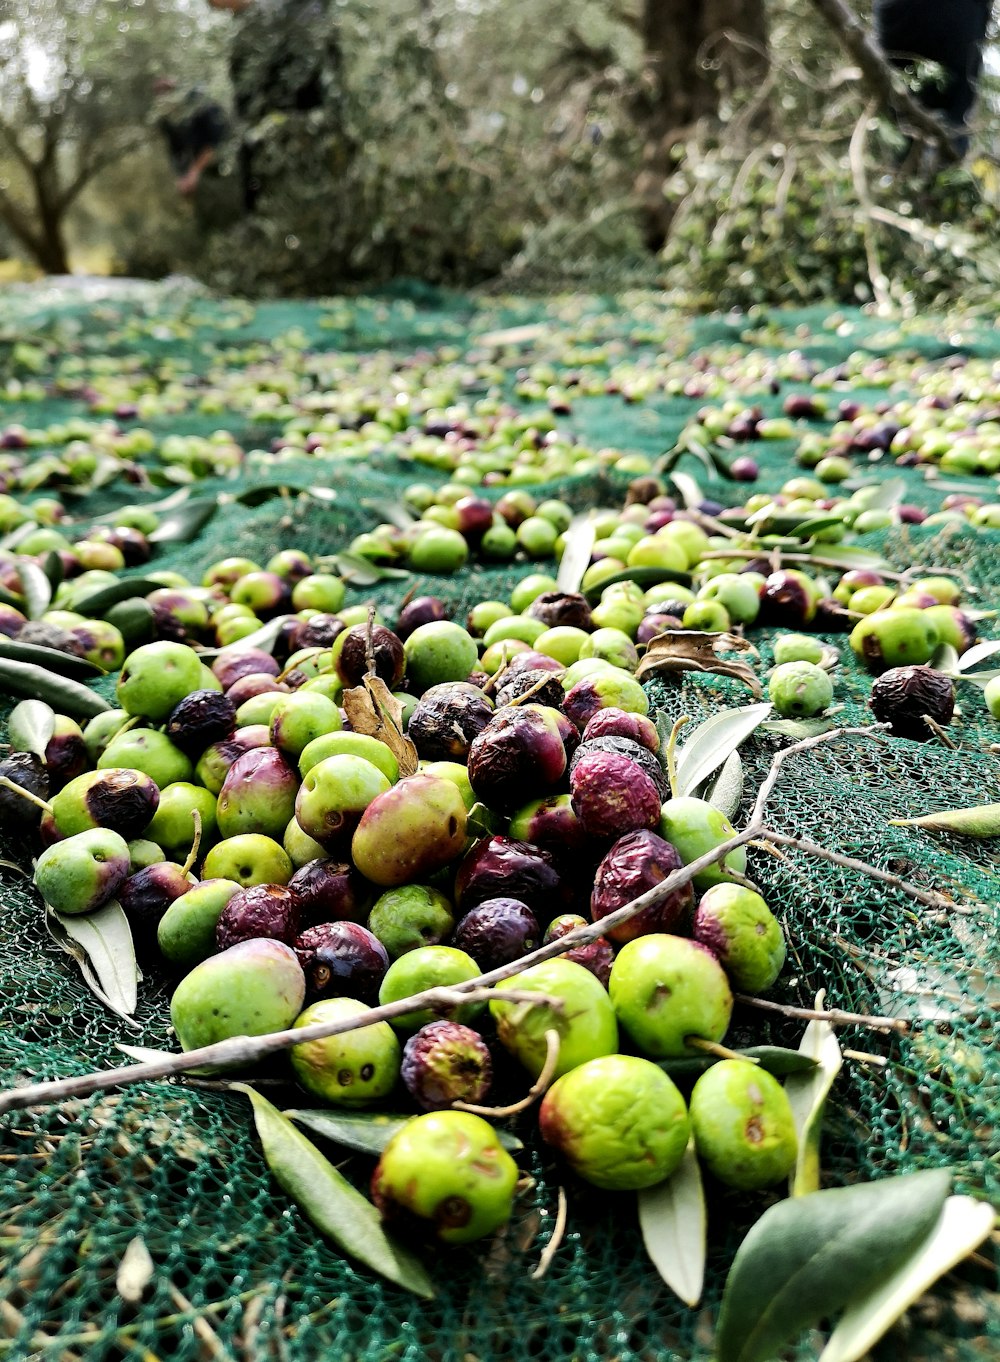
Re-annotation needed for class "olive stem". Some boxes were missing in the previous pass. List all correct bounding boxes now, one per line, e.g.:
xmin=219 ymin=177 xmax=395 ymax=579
xmin=684 ymin=1037 xmax=759 ymax=1064
xmin=530 ymin=1184 xmax=568 ymax=1282
xmin=454 ymin=1028 xmax=561 ymax=1119
xmin=734 ymin=993 xmax=907 ymax=1034
xmin=923 ymin=714 xmax=958 ymax=749
xmin=180 ymin=809 xmax=203 ymax=878
xmin=664 ymin=715 xmax=690 ymax=800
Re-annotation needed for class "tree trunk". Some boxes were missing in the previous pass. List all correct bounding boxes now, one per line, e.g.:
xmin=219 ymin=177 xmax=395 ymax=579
xmin=31 ymin=166 xmax=71 ymax=275
xmin=635 ymin=0 xmax=769 ymax=249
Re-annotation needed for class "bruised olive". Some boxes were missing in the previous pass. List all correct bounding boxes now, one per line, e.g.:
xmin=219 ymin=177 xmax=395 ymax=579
xmin=494 ymin=669 xmax=565 ymax=710
xmin=870 ymin=665 xmax=955 ymax=741
xmin=570 ymin=736 xmax=670 ymax=802
xmin=408 ymin=683 xmax=494 ymax=761
xmin=526 ymin=592 xmax=593 ymax=631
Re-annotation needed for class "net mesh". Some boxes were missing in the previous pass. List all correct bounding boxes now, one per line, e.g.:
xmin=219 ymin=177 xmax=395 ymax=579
xmin=1 ymin=283 xmax=997 ymax=1361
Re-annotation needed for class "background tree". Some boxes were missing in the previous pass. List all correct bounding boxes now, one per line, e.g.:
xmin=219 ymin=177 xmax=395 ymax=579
xmin=0 ymin=0 xmax=224 ymax=274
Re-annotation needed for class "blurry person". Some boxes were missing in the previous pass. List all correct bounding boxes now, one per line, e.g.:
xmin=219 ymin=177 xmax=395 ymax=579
xmin=206 ymin=0 xmax=344 ymax=209
xmin=153 ymin=78 xmax=229 ymax=204
xmin=873 ymin=0 xmax=993 ymax=155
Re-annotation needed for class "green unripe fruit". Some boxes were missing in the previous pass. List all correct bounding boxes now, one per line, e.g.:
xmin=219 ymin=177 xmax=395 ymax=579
xmin=378 ymin=946 xmax=482 ymax=1032
xmin=368 ymin=885 xmax=455 ymax=959
xmin=82 ymin=710 xmax=131 ymax=763
xmin=516 ymin=515 xmax=558 ymax=557
xmin=579 ymin=627 xmax=638 ymax=672
xmin=372 ymin=1111 xmax=519 ymax=1244
xmin=33 ymin=828 xmax=131 ymax=915
xmin=235 ymin=691 xmax=286 ymax=727
xmin=699 ymin=573 xmax=760 ymax=626
xmin=298 ymin=732 xmax=398 ymax=783
xmin=985 ymin=676 xmax=1000 ymax=720
xmin=202 ymin=833 xmax=293 ymax=887
xmin=683 ymin=599 xmax=730 ymax=633
xmin=127 ymin=838 xmax=165 ymax=871
xmin=409 ymin=527 xmax=469 ymax=573
xmin=157 ymin=879 xmax=241 ymax=966
xmin=626 ymin=535 xmax=688 ymax=573
xmin=609 ymin=935 xmax=733 ymax=1058
xmin=291 ymin=998 xmax=401 ymax=1106
xmin=467 ymin=601 xmax=512 ymax=636
xmin=295 ymin=755 xmax=391 ymax=848
xmin=692 ymin=884 xmax=786 ymax=992
xmin=850 ymin=585 xmax=896 ymax=615
xmin=689 ymin=1060 xmax=797 ymax=1190
xmin=772 ymin=634 xmax=825 ymax=666
xmin=144 ymin=782 xmax=218 ymax=857
xmin=170 ymin=939 xmax=305 ymax=1051
xmin=117 ymin=641 xmax=205 ymax=722
xmin=535 ymin=626 xmax=590 ymax=666
xmin=658 ymin=797 xmax=747 ymax=889
xmin=418 ymin=760 xmax=475 ymax=810
xmin=403 ymin=621 xmax=478 ymax=692
xmin=482 ymin=615 xmax=547 ymax=649
xmin=99 ymin=729 xmax=193 ymax=789
xmin=491 ymin=958 xmax=618 ymax=1080
xmin=352 ymin=774 xmax=467 ymax=886
xmin=509 ymin=574 xmax=558 ymax=613
xmin=291 ymin=573 xmax=345 ymax=613
xmin=479 ymin=524 xmax=517 ymax=559
xmin=767 ymin=661 xmax=833 ymax=718
xmin=849 ymin=608 xmax=940 ymax=675
xmin=539 ymin=1055 xmax=690 ymax=1190
xmin=283 ymin=817 xmax=328 ymax=868
xmin=269 ymin=691 xmax=342 ymax=758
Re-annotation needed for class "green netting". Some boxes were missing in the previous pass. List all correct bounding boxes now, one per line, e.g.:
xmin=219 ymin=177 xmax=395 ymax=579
xmin=1 ymin=284 xmax=998 ymax=1361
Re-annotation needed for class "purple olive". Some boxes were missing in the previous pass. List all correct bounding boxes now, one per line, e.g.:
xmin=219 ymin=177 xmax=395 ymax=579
xmin=454 ymin=898 xmax=540 ymax=970
xmin=294 ymin=921 xmax=389 ymax=1004
xmin=216 ymin=883 xmax=301 ymax=950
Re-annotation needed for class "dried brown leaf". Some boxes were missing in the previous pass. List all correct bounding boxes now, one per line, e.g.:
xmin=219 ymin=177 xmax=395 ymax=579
xmin=342 ymin=677 xmax=419 ymax=777
xmin=636 ymin=631 xmax=762 ymax=697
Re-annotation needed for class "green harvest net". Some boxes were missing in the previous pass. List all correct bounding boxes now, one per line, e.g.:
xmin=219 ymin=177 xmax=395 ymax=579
xmin=0 ymin=283 xmax=997 ymax=1361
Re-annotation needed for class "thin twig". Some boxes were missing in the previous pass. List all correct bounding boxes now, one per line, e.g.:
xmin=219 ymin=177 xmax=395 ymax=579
xmin=735 ymin=993 xmax=908 ymax=1034
xmin=751 ymin=724 xmax=888 ymax=825
xmin=530 ymin=1186 xmax=568 ymax=1282
xmin=455 ymin=1029 xmax=560 ymax=1118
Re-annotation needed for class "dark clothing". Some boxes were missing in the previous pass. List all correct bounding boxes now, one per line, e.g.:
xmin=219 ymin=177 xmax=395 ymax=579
xmin=228 ymin=0 xmax=341 ymax=126
xmin=156 ymin=89 xmax=228 ymax=176
xmin=874 ymin=0 xmax=991 ymax=144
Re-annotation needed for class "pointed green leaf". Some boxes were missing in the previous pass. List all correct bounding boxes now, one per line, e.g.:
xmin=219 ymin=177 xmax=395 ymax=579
xmin=716 ymin=1169 xmax=952 ymax=1362
xmin=45 ymin=902 xmax=140 ymax=1024
xmin=236 ymin=1086 xmax=435 ymax=1298
xmin=804 ymin=546 xmax=890 ymax=571
xmin=658 ymin=1046 xmax=819 ymax=1080
xmin=19 ymin=559 xmax=52 ymax=620
xmin=0 ymin=637 xmax=102 ymax=679
xmin=333 ymin=552 xmax=408 ymax=585
xmin=7 ymin=699 xmax=55 ymax=760
xmin=584 ymin=564 xmax=691 ymax=602
xmin=287 ymin=1108 xmax=523 ymax=1156
xmin=198 ymin=613 xmax=296 ymax=658
xmin=668 ymin=470 xmax=704 ymax=510
xmin=856 ymin=478 xmax=906 ymax=512
xmin=361 ymin=498 xmax=418 ymax=530
xmin=42 ymin=550 xmax=63 ymax=593
xmin=148 ymin=498 xmax=218 ymax=543
xmin=675 ymin=702 xmax=771 ymax=798
xmin=638 ymin=1140 xmax=706 ymax=1307
xmin=819 ymin=1196 xmax=996 ymax=1362
xmin=958 ymin=639 xmax=1000 ymax=671
xmin=930 ymin=642 xmax=960 ymax=675
xmin=69 ymin=577 xmax=165 ymax=618
xmin=784 ymin=1000 xmax=843 ymax=1197
xmin=556 ymin=514 xmax=596 ymax=594
xmin=703 ymin=749 xmax=744 ymax=821
xmin=761 ymin=717 xmax=837 ymax=740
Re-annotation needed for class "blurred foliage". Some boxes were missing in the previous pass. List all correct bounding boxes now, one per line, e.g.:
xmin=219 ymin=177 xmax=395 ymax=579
xmin=0 ymin=0 xmax=999 ymax=305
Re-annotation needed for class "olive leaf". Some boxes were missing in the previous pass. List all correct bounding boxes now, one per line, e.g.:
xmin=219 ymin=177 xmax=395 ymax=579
xmin=715 ymin=1169 xmax=952 ymax=1362
xmin=583 ymin=564 xmax=691 ymax=603
xmin=673 ymin=701 xmax=771 ymax=798
xmin=0 ymin=582 xmax=23 ymax=610
xmin=703 ymin=750 xmax=744 ymax=820
xmin=555 ymin=513 xmax=596 ymax=594
xmin=761 ymin=717 xmax=837 ymax=740
xmin=658 ymin=1046 xmax=819 ymax=1080
xmin=0 ymin=636 xmax=100 ymax=679
xmin=7 ymin=698 xmax=55 ymax=760
xmin=637 ymin=1140 xmax=706 ymax=1307
xmin=869 ymin=961 xmax=1000 ymax=1021
xmin=18 ymin=559 xmax=52 ymax=620
xmin=42 ymin=549 xmax=63 ymax=593
xmin=854 ymin=477 xmax=906 ymax=511
xmin=957 ymin=639 xmax=1000 ymax=671
xmin=45 ymin=902 xmax=140 ymax=1027
xmin=361 ymin=498 xmax=418 ymax=530
xmin=333 ymin=552 xmax=409 ymax=585
xmin=930 ymin=642 xmax=961 ymax=674
xmin=92 ymin=487 xmax=191 ymax=525
xmin=888 ymin=803 xmax=1000 ymax=837
xmin=343 ymin=676 xmax=419 ymax=777
xmin=636 ymin=631 xmax=762 ymax=697
xmin=148 ymin=498 xmax=218 ymax=543
xmin=819 ymin=1196 xmax=996 ymax=1362
xmin=667 ymin=469 xmax=705 ymax=510
xmin=784 ymin=993 xmax=843 ymax=1198
xmin=0 ymin=658 xmax=112 ymax=719
xmin=802 ymin=546 xmax=890 ymax=571
xmin=235 ymin=1085 xmax=435 ymax=1299
xmin=198 ymin=613 xmax=296 ymax=659
xmin=467 ymin=801 xmax=503 ymax=840
xmin=69 ymin=577 xmax=165 ymax=618
xmin=286 ymin=1108 xmax=523 ymax=1156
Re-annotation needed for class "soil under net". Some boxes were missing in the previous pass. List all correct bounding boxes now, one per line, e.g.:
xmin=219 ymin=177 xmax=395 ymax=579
xmin=0 ymin=283 xmax=997 ymax=1361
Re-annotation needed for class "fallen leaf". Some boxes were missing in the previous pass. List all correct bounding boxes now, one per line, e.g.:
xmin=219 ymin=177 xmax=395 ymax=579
xmin=638 ymin=1140 xmax=706 ymax=1307
xmin=116 ymin=1236 xmax=155 ymax=1303
xmin=343 ymin=676 xmax=419 ymax=777
xmin=636 ymin=631 xmax=762 ymax=697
